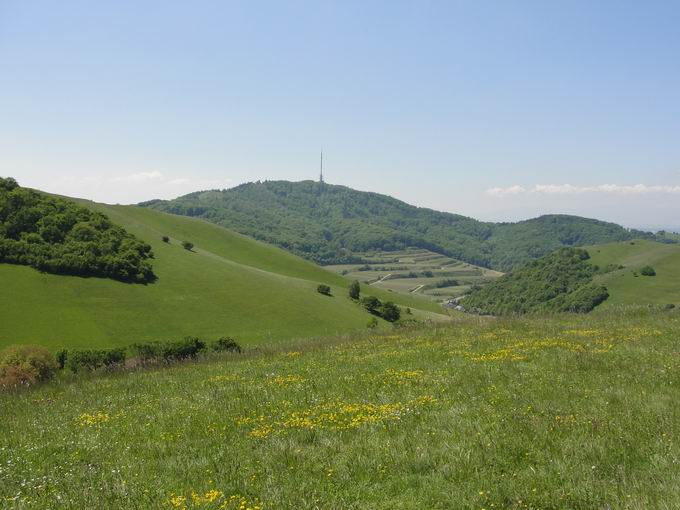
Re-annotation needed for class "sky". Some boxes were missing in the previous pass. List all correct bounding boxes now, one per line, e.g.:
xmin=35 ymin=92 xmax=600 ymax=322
xmin=1 ymin=1 xmax=679 ymax=230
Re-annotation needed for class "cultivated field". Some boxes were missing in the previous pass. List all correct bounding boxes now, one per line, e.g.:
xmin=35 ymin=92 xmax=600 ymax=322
xmin=327 ymin=248 xmax=502 ymax=302
xmin=2 ymin=310 xmax=679 ymax=508
xmin=588 ymin=240 xmax=680 ymax=307
xmin=0 ymin=202 xmax=442 ymax=350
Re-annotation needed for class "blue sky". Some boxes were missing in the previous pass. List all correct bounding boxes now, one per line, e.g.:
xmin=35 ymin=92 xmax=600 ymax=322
xmin=1 ymin=1 xmax=679 ymax=229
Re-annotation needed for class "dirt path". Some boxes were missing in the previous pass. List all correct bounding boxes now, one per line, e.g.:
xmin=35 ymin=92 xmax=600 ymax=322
xmin=370 ymin=273 xmax=392 ymax=285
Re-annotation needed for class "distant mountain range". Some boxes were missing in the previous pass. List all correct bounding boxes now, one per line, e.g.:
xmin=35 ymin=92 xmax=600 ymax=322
xmin=140 ymin=180 xmax=657 ymax=271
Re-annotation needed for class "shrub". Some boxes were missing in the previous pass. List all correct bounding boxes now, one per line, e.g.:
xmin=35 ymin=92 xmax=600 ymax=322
xmin=211 ymin=337 xmax=242 ymax=353
xmin=367 ymin=317 xmax=378 ymax=329
xmin=0 ymin=345 xmax=58 ymax=388
xmin=66 ymin=348 xmax=126 ymax=373
xmin=380 ymin=301 xmax=401 ymax=322
xmin=640 ymin=265 xmax=656 ymax=276
xmin=162 ymin=236 xmax=170 ymax=243
xmin=130 ymin=337 xmax=206 ymax=365
xmin=361 ymin=296 xmax=381 ymax=314
xmin=349 ymin=280 xmax=360 ymax=300
xmin=317 ymin=284 xmax=332 ymax=296
xmin=182 ymin=241 xmax=194 ymax=251
xmin=55 ymin=349 xmax=68 ymax=369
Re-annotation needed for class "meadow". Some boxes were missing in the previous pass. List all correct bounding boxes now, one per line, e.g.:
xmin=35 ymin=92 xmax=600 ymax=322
xmin=2 ymin=309 xmax=679 ymax=509
xmin=589 ymin=240 xmax=680 ymax=307
xmin=0 ymin=200 xmax=442 ymax=350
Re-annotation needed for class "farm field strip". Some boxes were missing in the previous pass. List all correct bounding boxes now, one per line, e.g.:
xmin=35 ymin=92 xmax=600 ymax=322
xmin=327 ymin=248 xmax=502 ymax=302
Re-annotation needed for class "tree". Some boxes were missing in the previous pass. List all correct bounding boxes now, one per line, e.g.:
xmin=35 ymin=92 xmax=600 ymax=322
xmin=162 ymin=236 xmax=170 ymax=243
xmin=182 ymin=241 xmax=194 ymax=251
xmin=349 ymin=280 xmax=360 ymax=300
xmin=361 ymin=296 xmax=381 ymax=314
xmin=317 ymin=284 xmax=331 ymax=296
xmin=380 ymin=301 xmax=401 ymax=322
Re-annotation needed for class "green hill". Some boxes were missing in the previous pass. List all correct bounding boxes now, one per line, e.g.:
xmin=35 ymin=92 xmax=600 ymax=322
xmin=141 ymin=180 xmax=650 ymax=271
xmin=462 ymin=248 xmax=609 ymax=315
xmin=0 ymin=195 xmax=442 ymax=351
xmin=588 ymin=239 xmax=680 ymax=307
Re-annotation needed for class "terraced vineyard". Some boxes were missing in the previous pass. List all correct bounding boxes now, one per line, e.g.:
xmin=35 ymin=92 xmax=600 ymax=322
xmin=326 ymin=248 xmax=502 ymax=303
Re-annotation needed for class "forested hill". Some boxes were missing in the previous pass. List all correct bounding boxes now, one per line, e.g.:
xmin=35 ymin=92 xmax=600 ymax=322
xmin=141 ymin=180 xmax=649 ymax=271
xmin=462 ymin=248 xmax=610 ymax=315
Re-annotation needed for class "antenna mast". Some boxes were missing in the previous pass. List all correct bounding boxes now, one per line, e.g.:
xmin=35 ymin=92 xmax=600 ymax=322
xmin=319 ymin=151 xmax=324 ymax=183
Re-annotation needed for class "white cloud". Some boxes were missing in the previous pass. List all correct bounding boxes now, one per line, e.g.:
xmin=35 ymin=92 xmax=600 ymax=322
xmin=533 ymin=184 xmax=680 ymax=195
xmin=485 ymin=185 xmax=526 ymax=197
xmin=487 ymin=183 xmax=680 ymax=197
xmin=112 ymin=171 xmax=164 ymax=183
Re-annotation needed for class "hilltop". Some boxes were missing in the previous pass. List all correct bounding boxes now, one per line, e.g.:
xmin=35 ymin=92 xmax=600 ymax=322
xmin=141 ymin=180 xmax=650 ymax=271
xmin=0 ymin=186 xmax=442 ymax=350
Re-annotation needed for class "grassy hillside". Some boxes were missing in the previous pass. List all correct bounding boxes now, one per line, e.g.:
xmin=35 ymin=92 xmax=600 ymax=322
xmin=141 ymin=180 xmax=648 ymax=271
xmin=588 ymin=239 xmax=680 ymax=307
xmin=2 ymin=311 xmax=679 ymax=508
xmin=0 ymin=200 xmax=442 ymax=350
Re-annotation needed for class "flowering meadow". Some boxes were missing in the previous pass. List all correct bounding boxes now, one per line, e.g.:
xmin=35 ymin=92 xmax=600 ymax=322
xmin=2 ymin=309 xmax=680 ymax=508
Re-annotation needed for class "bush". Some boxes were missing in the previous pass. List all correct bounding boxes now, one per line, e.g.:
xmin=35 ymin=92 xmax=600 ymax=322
xmin=367 ymin=317 xmax=378 ymax=329
xmin=182 ymin=241 xmax=194 ymax=251
xmin=55 ymin=349 xmax=68 ymax=369
xmin=640 ymin=265 xmax=656 ymax=276
xmin=0 ymin=345 xmax=58 ymax=388
xmin=317 ymin=284 xmax=332 ymax=296
xmin=66 ymin=348 xmax=126 ymax=373
xmin=380 ymin=301 xmax=401 ymax=322
xmin=211 ymin=337 xmax=242 ymax=353
xmin=162 ymin=236 xmax=170 ymax=243
xmin=130 ymin=337 xmax=206 ymax=365
xmin=349 ymin=280 xmax=361 ymax=300
xmin=361 ymin=296 xmax=381 ymax=314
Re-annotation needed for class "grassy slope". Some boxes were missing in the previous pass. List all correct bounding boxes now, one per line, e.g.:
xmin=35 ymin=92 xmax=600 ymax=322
xmin=2 ymin=311 xmax=680 ymax=508
xmin=588 ymin=239 xmax=680 ymax=307
xmin=0 ymin=202 xmax=441 ymax=350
